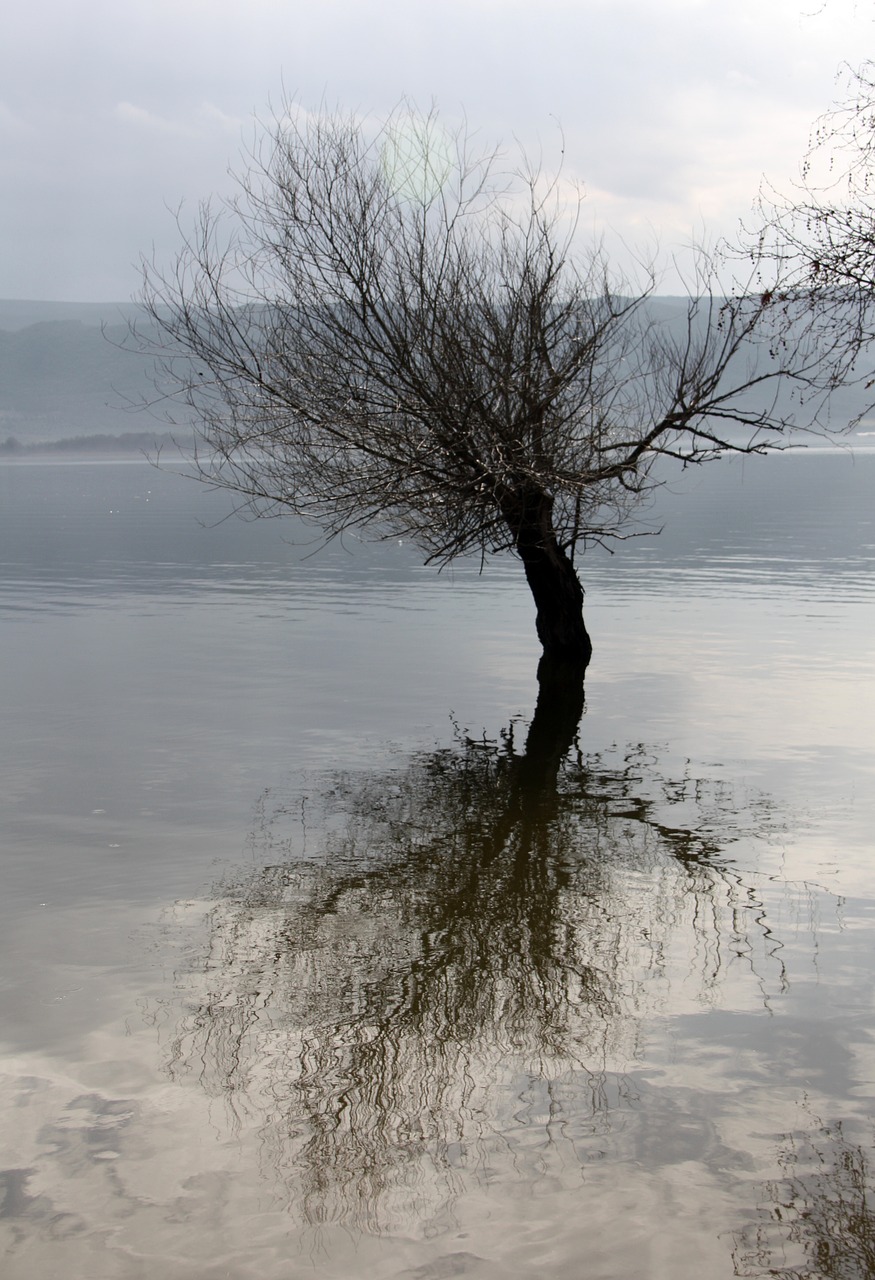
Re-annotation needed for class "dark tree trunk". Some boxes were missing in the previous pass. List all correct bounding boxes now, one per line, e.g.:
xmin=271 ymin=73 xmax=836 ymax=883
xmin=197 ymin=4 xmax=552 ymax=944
xmin=503 ymin=486 xmax=593 ymax=668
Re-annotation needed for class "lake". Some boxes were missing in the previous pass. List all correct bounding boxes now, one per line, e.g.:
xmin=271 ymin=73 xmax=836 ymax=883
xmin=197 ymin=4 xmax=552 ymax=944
xmin=1 ymin=450 xmax=874 ymax=1279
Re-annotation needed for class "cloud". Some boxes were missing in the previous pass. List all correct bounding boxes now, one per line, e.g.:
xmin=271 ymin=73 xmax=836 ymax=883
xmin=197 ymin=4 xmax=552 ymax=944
xmin=115 ymin=100 xmax=246 ymax=139
xmin=0 ymin=0 xmax=871 ymax=299
xmin=196 ymin=102 xmax=246 ymax=135
xmin=115 ymin=101 xmax=190 ymax=135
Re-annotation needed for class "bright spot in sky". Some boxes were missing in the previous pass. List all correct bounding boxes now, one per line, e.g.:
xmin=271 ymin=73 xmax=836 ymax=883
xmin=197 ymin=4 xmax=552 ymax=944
xmin=380 ymin=114 xmax=456 ymax=204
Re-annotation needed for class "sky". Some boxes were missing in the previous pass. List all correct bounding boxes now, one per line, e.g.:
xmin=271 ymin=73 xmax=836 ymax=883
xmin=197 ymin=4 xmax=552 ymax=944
xmin=2 ymin=0 xmax=873 ymax=302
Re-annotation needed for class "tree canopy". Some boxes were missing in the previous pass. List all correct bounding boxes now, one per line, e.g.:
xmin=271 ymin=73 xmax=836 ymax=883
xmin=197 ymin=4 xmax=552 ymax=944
xmin=752 ymin=61 xmax=875 ymax=389
xmin=140 ymin=103 xmax=851 ymax=669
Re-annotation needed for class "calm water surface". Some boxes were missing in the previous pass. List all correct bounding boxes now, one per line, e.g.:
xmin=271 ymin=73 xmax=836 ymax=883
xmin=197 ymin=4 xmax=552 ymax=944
xmin=1 ymin=452 xmax=874 ymax=1279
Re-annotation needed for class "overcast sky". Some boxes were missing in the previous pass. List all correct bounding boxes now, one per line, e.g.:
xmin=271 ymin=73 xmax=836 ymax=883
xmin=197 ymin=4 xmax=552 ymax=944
xmin=2 ymin=0 xmax=872 ymax=301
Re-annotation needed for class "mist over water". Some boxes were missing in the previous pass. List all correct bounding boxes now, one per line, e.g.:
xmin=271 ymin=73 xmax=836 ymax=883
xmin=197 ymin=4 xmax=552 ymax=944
xmin=1 ymin=451 xmax=874 ymax=1279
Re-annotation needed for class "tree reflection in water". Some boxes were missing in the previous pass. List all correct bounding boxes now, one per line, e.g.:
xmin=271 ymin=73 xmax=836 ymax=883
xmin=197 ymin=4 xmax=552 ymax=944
xmin=166 ymin=678 xmax=791 ymax=1232
xmin=734 ymin=1118 xmax=875 ymax=1279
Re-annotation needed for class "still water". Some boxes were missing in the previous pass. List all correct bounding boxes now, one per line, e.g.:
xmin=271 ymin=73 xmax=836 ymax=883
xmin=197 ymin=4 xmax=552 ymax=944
xmin=1 ymin=451 xmax=874 ymax=1279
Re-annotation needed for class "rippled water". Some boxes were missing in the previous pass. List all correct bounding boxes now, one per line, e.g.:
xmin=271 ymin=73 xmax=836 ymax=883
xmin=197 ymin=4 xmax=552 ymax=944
xmin=1 ymin=451 xmax=874 ymax=1279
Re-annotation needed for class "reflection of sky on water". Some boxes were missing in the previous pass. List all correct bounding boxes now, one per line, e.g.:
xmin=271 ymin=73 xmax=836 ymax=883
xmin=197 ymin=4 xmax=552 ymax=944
xmin=1 ymin=454 xmax=874 ymax=1278
xmin=733 ymin=1112 xmax=875 ymax=1278
xmin=1 ymin=450 xmax=873 ymax=600
xmin=0 ymin=733 xmax=854 ymax=1279
xmin=159 ymin=732 xmax=822 ymax=1231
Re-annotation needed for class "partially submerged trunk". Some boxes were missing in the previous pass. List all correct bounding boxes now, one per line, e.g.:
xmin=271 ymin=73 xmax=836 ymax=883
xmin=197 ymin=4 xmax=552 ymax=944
xmin=502 ymin=485 xmax=593 ymax=668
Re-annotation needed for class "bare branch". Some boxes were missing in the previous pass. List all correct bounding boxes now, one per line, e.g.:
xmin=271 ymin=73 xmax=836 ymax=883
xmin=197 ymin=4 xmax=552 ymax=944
xmin=136 ymin=100 xmax=851 ymax=665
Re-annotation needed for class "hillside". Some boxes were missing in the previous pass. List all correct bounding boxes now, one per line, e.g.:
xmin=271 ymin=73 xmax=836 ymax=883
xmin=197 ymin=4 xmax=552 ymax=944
xmin=0 ymin=297 xmax=870 ymax=449
xmin=0 ymin=301 xmax=173 ymax=444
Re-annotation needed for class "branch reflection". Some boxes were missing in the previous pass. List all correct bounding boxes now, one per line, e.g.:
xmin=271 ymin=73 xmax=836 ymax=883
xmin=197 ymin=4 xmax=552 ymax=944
xmin=167 ymin=682 xmax=790 ymax=1231
xmin=733 ymin=1117 xmax=875 ymax=1278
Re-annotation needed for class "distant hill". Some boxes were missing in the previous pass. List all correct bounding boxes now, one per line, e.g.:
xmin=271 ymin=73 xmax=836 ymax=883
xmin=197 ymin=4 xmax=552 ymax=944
xmin=0 ymin=296 xmax=870 ymax=450
xmin=0 ymin=300 xmax=142 ymax=332
xmin=0 ymin=299 xmax=180 ymax=444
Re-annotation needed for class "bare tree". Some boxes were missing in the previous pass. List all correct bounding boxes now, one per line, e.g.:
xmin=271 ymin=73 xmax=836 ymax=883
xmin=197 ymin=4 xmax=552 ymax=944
xmin=140 ymin=102 xmax=846 ymax=671
xmin=750 ymin=62 xmax=875 ymax=386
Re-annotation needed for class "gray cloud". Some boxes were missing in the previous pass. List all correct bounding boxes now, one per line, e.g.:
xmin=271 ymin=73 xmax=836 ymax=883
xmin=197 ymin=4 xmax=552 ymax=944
xmin=1 ymin=0 xmax=870 ymax=300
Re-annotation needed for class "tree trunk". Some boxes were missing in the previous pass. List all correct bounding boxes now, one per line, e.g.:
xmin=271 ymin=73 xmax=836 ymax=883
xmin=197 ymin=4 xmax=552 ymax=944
xmin=503 ymin=486 xmax=593 ymax=668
